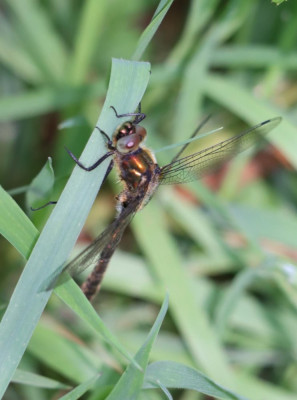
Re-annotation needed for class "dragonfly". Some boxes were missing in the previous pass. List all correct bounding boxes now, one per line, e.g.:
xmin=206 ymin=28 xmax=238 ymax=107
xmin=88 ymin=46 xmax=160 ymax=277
xmin=60 ymin=105 xmax=281 ymax=301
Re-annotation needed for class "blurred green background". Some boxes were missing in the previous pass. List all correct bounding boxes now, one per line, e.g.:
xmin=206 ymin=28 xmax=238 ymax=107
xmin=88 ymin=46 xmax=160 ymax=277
xmin=1 ymin=0 xmax=297 ymax=399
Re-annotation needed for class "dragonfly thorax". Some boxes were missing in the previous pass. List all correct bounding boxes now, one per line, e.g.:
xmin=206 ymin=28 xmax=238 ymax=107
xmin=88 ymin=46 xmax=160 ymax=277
xmin=114 ymin=145 xmax=160 ymax=213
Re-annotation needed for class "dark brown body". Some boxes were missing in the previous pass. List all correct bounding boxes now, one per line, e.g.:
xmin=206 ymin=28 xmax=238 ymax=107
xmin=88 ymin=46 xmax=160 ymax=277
xmin=81 ymin=124 xmax=160 ymax=301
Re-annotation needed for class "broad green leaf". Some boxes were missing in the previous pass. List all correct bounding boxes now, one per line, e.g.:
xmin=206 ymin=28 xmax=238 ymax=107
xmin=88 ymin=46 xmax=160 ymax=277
xmin=0 ymin=59 xmax=151 ymax=398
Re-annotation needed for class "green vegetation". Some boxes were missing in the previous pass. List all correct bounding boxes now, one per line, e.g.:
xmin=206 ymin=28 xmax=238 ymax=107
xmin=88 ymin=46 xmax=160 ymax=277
xmin=0 ymin=0 xmax=297 ymax=399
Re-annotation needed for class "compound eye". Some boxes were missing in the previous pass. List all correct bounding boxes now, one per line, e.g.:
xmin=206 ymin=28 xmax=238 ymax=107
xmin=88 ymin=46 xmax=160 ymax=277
xmin=135 ymin=125 xmax=147 ymax=140
xmin=117 ymin=133 xmax=141 ymax=153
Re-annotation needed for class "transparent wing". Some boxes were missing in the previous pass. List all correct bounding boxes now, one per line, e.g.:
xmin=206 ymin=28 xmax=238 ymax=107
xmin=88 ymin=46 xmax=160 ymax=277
xmin=43 ymin=196 xmax=143 ymax=291
xmin=65 ymin=198 xmax=141 ymax=277
xmin=159 ymin=117 xmax=281 ymax=185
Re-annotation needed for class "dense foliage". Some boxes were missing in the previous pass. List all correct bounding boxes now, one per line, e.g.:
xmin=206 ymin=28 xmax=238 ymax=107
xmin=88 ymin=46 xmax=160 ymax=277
xmin=1 ymin=1 xmax=297 ymax=399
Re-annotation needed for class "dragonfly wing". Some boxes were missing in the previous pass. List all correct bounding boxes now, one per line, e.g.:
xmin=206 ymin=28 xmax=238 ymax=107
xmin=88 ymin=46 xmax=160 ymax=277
xmin=65 ymin=199 xmax=140 ymax=278
xmin=43 ymin=196 xmax=144 ymax=291
xmin=159 ymin=117 xmax=281 ymax=185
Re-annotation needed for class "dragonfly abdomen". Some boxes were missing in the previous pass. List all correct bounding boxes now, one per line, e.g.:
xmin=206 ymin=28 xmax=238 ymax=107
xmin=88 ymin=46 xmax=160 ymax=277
xmin=81 ymin=243 xmax=120 ymax=300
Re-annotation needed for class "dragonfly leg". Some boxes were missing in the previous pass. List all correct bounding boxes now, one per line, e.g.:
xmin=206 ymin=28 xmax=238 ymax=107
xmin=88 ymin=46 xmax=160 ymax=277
xmin=65 ymin=147 xmax=114 ymax=172
xmin=95 ymin=126 xmax=115 ymax=150
xmin=31 ymin=201 xmax=57 ymax=211
xmin=102 ymin=160 xmax=114 ymax=184
xmin=110 ymin=104 xmax=146 ymax=124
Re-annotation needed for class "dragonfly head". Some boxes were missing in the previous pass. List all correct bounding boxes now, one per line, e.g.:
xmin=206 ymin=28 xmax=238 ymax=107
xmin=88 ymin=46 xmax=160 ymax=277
xmin=114 ymin=122 xmax=147 ymax=154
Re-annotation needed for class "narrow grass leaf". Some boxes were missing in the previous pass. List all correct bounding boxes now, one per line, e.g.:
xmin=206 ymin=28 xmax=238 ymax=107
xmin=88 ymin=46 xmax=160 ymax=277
xmin=0 ymin=19 xmax=43 ymax=83
xmin=153 ymin=127 xmax=223 ymax=154
xmin=232 ymin=372 xmax=297 ymax=400
xmin=7 ymin=185 xmax=31 ymax=196
xmin=13 ymin=369 xmax=69 ymax=389
xmin=211 ymin=46 xmax=297 ymax=69
xmin=28 ymin=323 xmax=97 ymax=382
xmin=143 ymin=361 xmax=248 ymax=400
xmin=102 ymin=251 xmax=163 ymax=302
xmin=132 ymin=197 xmax=234 ymax=385
xmin=105 ymin=295 xmax=169 ymax=400
xmin=275 ymin=262 xmax=297 ymax=312
xmin=5 ymin=0 xmax=67 ymax=82
xmin=132 ymin=0 xmax=174 ymax=61
xmin=59 ymin=375 xmax=101 ymax=400
xmin=70 ymin=0 xmax=107 ymax=83
xmin=0 ymin=83 xmax=105 ymax=122
xmin=172 ymin=0 xmax=250 ymax=141
xmin=204 ymin=74 xmax=297 ymax=168
xmin=0 ymin=186 xmax=38 ymax=258
xmin=54 ymin=279 xmax=141 ymax=369
xmin=168 ymin=0 xmax=220 ymax=62
xmin=26 ymin=158 xmax=55 ymax=210
xmin=227 ymin=203 xmax=297 ymax=249
xmin=215 ymin=268 xmax=265 ymax=337
xmin=0 ymin=59 xmax=150 ymax=398
xmin=161 ymin=190 xmax=227 ymax=257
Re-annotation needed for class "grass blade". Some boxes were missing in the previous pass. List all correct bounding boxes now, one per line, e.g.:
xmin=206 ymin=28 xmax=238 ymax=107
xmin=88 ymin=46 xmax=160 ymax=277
xmin=0 ymin=58 xmax=151 ymax=398
xmin=132 ymin=198 xmax=234 ymax=385
xmin=0 ymin=186 xmax=38 ymax=258
xmin=204 ymin=73 xmax=297 ymax=168
xmin=132 ymin=0 xmax=174 ymax=60
xmin=105 ymin=295 xmax=169 ymax=400
xmin=59 ymin=375 xmax=100 ymax=400
xmin=143 ymin=361 xmax=248 ymax=400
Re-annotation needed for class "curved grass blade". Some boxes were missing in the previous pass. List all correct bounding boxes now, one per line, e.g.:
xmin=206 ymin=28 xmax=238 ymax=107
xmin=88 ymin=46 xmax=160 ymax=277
xmin=143 ymin=361 xmax=248 ymax=400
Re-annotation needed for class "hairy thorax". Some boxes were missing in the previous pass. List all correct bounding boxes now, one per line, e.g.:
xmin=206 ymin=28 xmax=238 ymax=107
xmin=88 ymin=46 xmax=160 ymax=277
xmin=114 ymin=146 xmax=160 ymax=213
